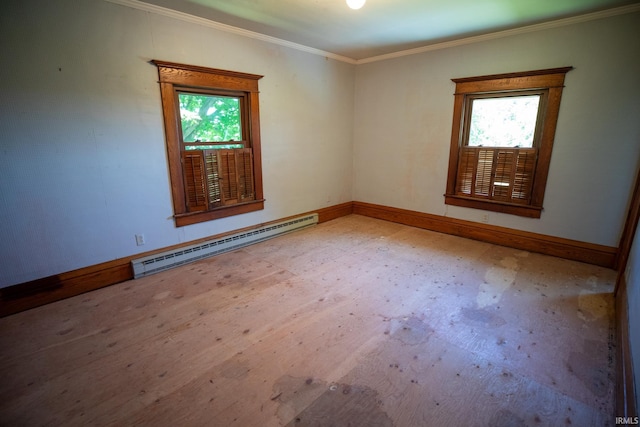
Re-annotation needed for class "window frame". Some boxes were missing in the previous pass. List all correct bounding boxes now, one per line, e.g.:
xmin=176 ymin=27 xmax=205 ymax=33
xmin=152 ymin=60 xmax=264 ymax=227
xmin=444 ymin=67 xmax=572 ymax=218
xmin=176 ymin=88 xmax=249 ymax=148
xmin=463 ymin=90 xmax=546 ymax=149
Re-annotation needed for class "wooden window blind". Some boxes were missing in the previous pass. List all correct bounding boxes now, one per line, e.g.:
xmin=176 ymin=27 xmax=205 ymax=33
xmin=444 ymin=67 xmax=572 ymax=218
xmin=153 ymin=60 xmax=264 ymax=227
xmin=455 ymin=147 xmax=537 ymax=204
xmin=183 ymin=151 xmax=208 ymax=212
xmin=204 ymin=150 xmax=222 ymax=209
xmin=183 ymin=148 xmax=255 ymax=213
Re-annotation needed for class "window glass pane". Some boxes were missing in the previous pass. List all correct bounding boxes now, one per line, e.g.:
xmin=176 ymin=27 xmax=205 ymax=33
xmin=468 ymin=95 xmax=540 ymax=148
xmin=184 ymin=144 xmax=244 ymax=150
xmin=179 ymin=93 xmax=242 ymax=143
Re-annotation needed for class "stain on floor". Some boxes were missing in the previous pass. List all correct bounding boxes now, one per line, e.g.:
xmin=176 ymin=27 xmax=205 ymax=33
xmin=275 ymin=377 xmax=393 ymax=427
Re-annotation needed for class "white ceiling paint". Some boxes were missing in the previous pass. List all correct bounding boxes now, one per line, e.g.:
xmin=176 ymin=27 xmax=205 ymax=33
xmin=131 ymin=0 xmax=640 ymax=60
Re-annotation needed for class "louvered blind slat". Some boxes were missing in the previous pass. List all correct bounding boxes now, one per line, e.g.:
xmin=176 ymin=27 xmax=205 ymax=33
xmin=456 ymin=148 xmax=477 ymax=195
xmin=183 ymin=148 xmax=255 ymax=212
xmin=492 ymin=150 xmax=514 ymax=201
xmin=204 ymin=150 xmax=222 ymax=209
xmin=475 ymin=149 xmax=493 ymax=197
xmin=183 ymin=151 xmax=207 ymax=212
xmin=237 ymin=148 xmax=255 ymax=202
xmin=512 ymin=149 xmax=536 ymax=203
xmin=219 ymin=150 xmax=239 ymax=205
xmin=456 ymin=147 xmax=537 ymax=204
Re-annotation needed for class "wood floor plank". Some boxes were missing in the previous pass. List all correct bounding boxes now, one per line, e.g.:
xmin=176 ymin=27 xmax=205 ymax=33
xmin=0 ymin=215 xmax=616 ymax=426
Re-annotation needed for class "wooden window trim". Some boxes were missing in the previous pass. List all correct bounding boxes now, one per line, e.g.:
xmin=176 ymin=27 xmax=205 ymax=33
xmin=445 ymin=67 xmax=573 ymax=218
xmin=152 ymin=60 xmax=264 ymax=226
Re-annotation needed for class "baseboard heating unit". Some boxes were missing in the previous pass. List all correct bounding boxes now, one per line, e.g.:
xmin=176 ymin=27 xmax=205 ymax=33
xmin=131 ymin=213 xmax=319 ymax=279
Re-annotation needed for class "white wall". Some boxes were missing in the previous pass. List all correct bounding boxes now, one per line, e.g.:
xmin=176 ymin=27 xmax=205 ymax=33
xmin=0 ymin=0 xmax=355 ymax=287
xmin=1 ymin=1 xmax=639 ymax=289
xmin=353 ymin=11 xmax=640 ymax=247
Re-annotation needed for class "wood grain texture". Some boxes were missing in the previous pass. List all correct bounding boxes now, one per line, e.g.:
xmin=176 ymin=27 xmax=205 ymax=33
xmin=2 ymin=201 xmax=617 ymax=317
xmin=615 ymin=274 xmax=638 ymax=418
xmin=446 ymin=67 xmax=572 ymax=218
xmin=153 ymin=60 xmax=262 ymax=92
xmin=0 ymin=215 xmax=616 ymax=426
xmin=174 ymin=199 xmax=265 ymax=226
xmin=616 ymin=165 xmax=640 ymax=287
xmin=153 ymin=60 xmax=265 ymax=228
xmin=0 ymin=204 xmax=353 ymax=317
xmin=353 ymin=201 xmax=617 ymax=267
xmin=452 ymin=67 xmax=573 ymax=91
xmin=444 ymin=195 xmax=542 ymax=218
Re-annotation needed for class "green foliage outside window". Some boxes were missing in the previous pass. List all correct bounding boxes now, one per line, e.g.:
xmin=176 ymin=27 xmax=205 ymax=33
xmin=468 ymin=95 xmax=540 ymax=148
xmin=179 ymin=93 xmax=242 ymax=143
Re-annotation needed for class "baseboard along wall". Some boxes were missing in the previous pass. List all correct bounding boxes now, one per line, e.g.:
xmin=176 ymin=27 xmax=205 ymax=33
xmin=352 ymin=202 xmax=617 ymax=268
xmin=0 ymin=201 xmax=618 ymax=317
xmin=616 ymin=274 xmax=639 ymax=418
xmin=0 ymin=203 xmax=353 ymax=317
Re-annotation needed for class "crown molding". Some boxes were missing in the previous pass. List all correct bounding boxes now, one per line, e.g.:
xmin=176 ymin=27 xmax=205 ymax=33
xmin=357 ymin=3 xmax=640 ymax=64
xmin=104 ymin=0 xmax=358 ymax=64
xmin=105 ymin=0 xmax=639 ymax=65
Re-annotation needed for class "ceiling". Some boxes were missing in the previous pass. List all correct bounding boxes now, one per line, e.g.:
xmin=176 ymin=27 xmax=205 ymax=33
xmin=140 ymin=0 xmax=639 ymax=60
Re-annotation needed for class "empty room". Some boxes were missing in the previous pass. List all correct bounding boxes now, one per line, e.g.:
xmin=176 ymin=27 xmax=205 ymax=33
xmin=1 ymin=0 xmax=640 ymax=425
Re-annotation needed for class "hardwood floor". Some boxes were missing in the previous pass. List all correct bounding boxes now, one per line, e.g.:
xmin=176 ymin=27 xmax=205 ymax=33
xmin=0 ymin=215 xmax=616 ymax=426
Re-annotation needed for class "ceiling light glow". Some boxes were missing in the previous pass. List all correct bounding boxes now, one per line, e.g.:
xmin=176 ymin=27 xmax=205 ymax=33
xmin=346 ymin=0 xmax=366 ymax=10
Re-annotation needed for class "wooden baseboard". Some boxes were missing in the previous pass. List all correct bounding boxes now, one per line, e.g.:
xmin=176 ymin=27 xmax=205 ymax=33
xmin=316 ymin=201 xmax=354 ymax=223
xmin=0 ymin=260 xmax=132 ymax=318
xmin=616 ymin=274 xmax=638 ymax=418
xmin=1 ymin=200 xmax=617 ymax=317
xmin=353 ymin=201 xmax=617 ymax=268
xmin=0 ymin=203 xmax=354 ymax=317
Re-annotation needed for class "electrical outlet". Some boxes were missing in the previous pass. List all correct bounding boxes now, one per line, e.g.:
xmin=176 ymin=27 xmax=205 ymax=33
xmin=481 ymin=214 xmax=489 ymax=223
xmin=135 ymin=234 xmax=145 ymax=246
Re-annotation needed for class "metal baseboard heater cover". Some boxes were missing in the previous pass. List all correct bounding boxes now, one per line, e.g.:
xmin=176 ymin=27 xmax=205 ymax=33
xmin=131 ymin=213 xmax=318 ymax=279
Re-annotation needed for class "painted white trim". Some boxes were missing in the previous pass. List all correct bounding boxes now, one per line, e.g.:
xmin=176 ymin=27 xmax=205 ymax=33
xmin=357 ymin=3 xmax=640 ymax=64
xmin=104 ymin=0 xmax=640 ymax=65
xmin=104 ymin=0 xmax=358 ymax=64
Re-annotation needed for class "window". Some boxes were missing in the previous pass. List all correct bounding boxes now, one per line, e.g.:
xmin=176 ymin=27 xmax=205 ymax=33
xmin=153 ymin=61 xmax=264 ymax=226
xmin=445 ymin=67 xmax=572 ymax=218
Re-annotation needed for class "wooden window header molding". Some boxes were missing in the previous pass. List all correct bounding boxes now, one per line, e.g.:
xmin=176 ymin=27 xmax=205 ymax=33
xmin=151 ymin=60 xmax=263 ymax=93
xmin=452 ymin=67 xmax=573 ymax=94
xmin=153 ymin=60 xmax=265 ymax=226
xmin=445 ymin=66 xmax=573 ymax=218
xmin=452 ymin=66 xmax=574 ymax=83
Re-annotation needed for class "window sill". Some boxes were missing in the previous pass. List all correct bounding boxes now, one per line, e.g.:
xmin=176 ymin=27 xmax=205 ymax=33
xmin=174 ymin=199 xmax=265 ymax=227
xmin=444 ymin=194 xmax=542 ymax=218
